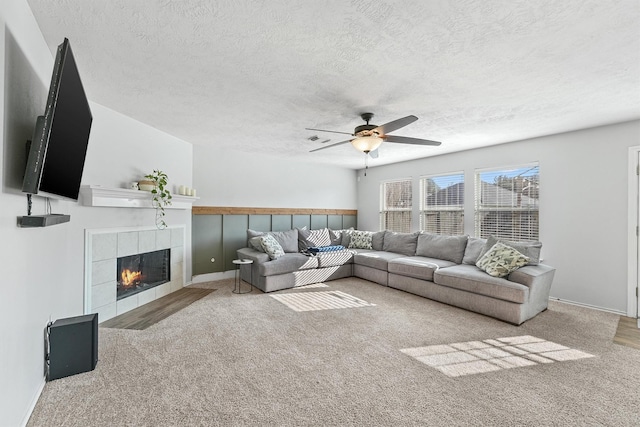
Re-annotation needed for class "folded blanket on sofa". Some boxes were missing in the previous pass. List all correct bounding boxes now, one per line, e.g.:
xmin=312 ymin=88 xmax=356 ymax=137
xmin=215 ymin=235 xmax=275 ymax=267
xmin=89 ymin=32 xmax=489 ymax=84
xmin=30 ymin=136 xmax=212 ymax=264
xmin=307 ymin=245 xmax=346 ymax=254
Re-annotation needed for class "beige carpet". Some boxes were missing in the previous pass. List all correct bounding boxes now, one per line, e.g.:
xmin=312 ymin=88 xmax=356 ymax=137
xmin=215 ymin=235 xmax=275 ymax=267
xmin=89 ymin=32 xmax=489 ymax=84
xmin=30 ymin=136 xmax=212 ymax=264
xmin=28 ymin=278 xmax=640 ymax=426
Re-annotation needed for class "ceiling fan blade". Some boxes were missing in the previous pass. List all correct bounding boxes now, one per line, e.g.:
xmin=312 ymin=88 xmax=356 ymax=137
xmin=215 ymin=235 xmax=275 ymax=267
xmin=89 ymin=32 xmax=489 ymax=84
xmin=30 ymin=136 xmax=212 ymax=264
xmin=305 ymin=127 xmax=354 ymax=136
xmin=309 ymin=139 xmax=352 ymax=153
xmin=373 ymin=115 xmax=418 ymax=135
xmin=384 ymin=135 xmax=442 ymax=146
xmin=368 ymin=148 xmax=379 ymax=159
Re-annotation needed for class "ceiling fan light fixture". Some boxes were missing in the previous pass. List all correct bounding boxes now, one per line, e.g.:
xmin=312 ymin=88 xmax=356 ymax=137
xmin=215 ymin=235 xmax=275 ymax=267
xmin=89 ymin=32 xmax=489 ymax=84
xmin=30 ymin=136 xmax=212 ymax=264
xmin=351 ymin=136 xmax=382 ymax=153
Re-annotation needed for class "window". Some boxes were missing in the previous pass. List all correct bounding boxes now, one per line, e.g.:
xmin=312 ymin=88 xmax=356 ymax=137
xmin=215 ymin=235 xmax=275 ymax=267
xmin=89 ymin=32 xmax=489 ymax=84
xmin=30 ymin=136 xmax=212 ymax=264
xmin=380 ymin=179 xmax=412 ymax=232
xmin=420 ymin=172 xmax=465 ymax=235
xmin=475 ymin=164 xmax=539 ymax=240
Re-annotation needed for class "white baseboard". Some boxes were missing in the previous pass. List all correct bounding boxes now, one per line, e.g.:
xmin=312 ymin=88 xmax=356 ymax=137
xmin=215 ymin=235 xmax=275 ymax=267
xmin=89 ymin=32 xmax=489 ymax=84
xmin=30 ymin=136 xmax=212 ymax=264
xmin=549 ymin=297 xmax=627 ymax=316
xmin=192 ymin=270 xmax=235 ymax=284
xmin=21 ymin=377 xmax=46 ymax=427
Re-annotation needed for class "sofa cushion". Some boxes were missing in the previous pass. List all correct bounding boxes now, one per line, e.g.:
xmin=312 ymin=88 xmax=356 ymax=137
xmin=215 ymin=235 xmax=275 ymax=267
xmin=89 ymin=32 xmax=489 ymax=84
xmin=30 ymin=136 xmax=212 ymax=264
xmin=372 ymin=231 xmax=386 ymax=251
xmin=260 ymin=234 xmax=285 ymax=260
xmin=247 ymin=229 xmax=264 ymax=245
xmin=383 ymin=231 xmax=419 ymax=256
xmin=270 ymin=229 xmax=299 ymax=253
xmin=329 ymin=228 xmax=349 ymax=246
xmin=477 ymin=235 xmax=542 ymax=265
xmin=248 ymin=236 xmax=265 ymax=252
xmin=415 ymin=233 xmax=468 ymax=264
xmin=388 ymin=256 xmax=457 ymax=281
xmin=348 ymin=230 xmax=373 ymax=249
xmin=316 ymin=250 xmax=354 ymax=267
xmin=247 ymin=229 xmax=298 ymax=253
xmin=340 ymin=229 xmax=352 ymax=247
xmin=258 ymin=253 xmax=319 ymax=276
xmin=476 ymin=242 xmax=529 ymax=278
xmin=462 ymin=237 xmax=487 ymax=265
xmin=353 ymin=251 xmax=405 ymax=270
xmin=297 ymin=228 xmax=332 ymax=251
xmin=434 ymin=264 xmax=530 ymax=303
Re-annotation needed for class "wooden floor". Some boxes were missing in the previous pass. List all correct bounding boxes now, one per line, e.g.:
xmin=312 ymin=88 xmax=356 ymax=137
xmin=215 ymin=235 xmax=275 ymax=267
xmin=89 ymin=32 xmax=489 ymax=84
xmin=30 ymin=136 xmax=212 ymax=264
xmin=614 ymin=316 xmax=640 ymax=350
xmin=100 ymin=287 xmax=215 ymax=330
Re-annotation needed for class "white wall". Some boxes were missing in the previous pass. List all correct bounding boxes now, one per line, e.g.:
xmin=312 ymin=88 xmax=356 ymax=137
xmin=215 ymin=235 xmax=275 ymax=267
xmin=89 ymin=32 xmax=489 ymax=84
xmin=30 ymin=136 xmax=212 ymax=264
xmin=0 ymin=1 xmax=193 ymax=425
xmin=193 ymin=146 xmax=357 ymax=209
xmin=357 ymin=120 xmax=640 ymax=315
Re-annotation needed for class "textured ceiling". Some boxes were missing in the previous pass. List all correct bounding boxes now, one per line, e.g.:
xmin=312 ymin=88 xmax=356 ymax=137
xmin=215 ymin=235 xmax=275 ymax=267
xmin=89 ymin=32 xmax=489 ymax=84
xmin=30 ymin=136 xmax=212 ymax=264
xmin=27 ymin=0 xmax=640 ymax=169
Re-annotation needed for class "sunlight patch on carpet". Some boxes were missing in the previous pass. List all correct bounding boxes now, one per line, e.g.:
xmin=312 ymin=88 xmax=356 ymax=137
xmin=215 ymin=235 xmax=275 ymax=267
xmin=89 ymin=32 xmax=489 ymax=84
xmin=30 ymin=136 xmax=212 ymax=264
xmin=293 ymin=283 xmax=330 ymax=289
xmin=270 ymin=290 xmax=375 ymax=312
xmin=401 ymin=335 xmax=594 ymax=377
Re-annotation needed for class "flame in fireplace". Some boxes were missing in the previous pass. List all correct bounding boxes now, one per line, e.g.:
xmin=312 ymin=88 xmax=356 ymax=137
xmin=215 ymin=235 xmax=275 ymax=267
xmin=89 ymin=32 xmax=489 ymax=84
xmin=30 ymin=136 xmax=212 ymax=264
xmin=121 ymin=269 xmax=142 ymax=287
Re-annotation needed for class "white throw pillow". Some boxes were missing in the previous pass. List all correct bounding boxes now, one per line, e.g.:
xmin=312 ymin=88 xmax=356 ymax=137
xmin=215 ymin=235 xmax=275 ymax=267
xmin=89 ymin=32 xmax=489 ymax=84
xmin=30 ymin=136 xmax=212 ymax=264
xmin=476 ymin=242 xmax=529 ymax=278
xmin=348 ymin=230 xmax=373 ymax=250
xmin=260 ymin=234 xmax=285 ymax=260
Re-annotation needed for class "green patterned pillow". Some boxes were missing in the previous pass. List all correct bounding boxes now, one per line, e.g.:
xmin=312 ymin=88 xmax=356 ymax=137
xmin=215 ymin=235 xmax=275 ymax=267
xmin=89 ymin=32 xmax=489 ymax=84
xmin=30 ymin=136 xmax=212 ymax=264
xmin=476 ymin=242 xmax=529 ymax=278
xmin=348 ymin=230 xmax=373 ymax=249
xmin=259 ymin=234 xmax=285 ymax=260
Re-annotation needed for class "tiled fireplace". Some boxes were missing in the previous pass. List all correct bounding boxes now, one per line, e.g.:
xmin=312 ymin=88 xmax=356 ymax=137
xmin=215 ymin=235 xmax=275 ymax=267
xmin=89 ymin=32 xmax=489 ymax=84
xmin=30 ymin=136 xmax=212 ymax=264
xmin=85 ymin=225 xmax=185 ymax=323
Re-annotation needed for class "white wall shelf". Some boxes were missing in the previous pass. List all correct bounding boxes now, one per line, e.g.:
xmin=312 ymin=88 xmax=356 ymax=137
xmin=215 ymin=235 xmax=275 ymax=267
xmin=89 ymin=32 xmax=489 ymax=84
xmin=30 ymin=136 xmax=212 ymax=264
xmin=80 ymin=185 xmax=198 ymax=209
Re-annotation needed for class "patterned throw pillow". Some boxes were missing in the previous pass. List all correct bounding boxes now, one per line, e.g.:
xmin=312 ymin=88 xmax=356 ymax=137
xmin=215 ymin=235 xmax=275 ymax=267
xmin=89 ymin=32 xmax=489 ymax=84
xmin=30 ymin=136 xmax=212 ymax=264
xmin=348 ymin=230 xmax=373 ymax=249
xmin=476 ymin=242 xmax=529 ymax=278
xmin=259 ymin=234 xmax=285 ymax=260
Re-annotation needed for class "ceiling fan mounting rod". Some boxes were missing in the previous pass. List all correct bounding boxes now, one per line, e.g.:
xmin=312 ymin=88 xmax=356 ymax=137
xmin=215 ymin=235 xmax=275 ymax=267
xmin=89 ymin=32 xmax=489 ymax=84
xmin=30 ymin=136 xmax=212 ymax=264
xmin=361 ymin=112 xmax=374 ymax=124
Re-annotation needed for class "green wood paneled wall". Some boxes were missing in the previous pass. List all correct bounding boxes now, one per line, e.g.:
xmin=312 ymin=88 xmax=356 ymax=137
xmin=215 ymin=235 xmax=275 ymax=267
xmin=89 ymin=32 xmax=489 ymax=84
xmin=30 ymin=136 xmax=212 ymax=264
xmin=192 ymin=212 xmax=357 ymax=275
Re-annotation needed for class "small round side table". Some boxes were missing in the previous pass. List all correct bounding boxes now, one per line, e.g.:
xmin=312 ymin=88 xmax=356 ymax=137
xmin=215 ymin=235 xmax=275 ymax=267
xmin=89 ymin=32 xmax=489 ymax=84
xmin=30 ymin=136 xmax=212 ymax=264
xmin=232 ymin=259 xmax=253 ymax=294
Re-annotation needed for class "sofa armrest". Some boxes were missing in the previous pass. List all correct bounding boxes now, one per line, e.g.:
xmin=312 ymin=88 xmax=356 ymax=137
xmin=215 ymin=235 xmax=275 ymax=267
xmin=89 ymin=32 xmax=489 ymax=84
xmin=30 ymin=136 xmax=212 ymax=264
xmin=508 ymin=263 xmax=555 ymax=288
xmin=508 ymin=263 xmax=555 ymax=312
xmin=237 ymin=247 xmax=270 ymax=264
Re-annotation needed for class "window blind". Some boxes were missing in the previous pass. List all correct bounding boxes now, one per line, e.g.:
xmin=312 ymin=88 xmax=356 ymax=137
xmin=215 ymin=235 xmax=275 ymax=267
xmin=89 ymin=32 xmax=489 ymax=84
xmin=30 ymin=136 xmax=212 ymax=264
xmin=420 ymin=173 xmax=464 ymax=235
xmin=380 ymin=179 xmax=412 ymax=232
xmin=474 ymin=164 xmax=539 ymax=240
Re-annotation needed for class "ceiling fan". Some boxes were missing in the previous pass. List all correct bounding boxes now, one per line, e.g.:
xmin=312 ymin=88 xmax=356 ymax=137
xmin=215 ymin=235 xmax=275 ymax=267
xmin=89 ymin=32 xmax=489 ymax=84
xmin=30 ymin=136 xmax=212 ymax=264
xmin=306 ymin=113 xmax=441 ymax=159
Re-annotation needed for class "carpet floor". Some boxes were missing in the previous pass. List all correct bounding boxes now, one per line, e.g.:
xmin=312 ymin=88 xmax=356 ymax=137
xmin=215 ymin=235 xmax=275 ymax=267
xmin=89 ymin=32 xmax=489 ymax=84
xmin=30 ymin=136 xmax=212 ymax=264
xmin=28 ymin=278 xmax=640 ymax=426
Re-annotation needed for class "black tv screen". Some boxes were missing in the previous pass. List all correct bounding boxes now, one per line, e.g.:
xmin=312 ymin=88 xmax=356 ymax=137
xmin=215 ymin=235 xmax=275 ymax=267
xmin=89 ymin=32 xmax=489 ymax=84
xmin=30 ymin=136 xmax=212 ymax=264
xmin=22 ymin=38 xmax=92 ymax=201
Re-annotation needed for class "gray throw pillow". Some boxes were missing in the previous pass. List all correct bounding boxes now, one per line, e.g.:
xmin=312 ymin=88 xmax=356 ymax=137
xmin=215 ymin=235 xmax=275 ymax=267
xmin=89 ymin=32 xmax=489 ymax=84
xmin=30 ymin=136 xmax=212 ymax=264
xmin=477 ymin=235 xmax=542 ymax=265
xmin=383 ymin=231 xmax=419 ymax=256
xmin=248 ymin=236 xmax=265 ymax=252
xmin=329 ymin=228 xmax=354 ymax=246
xmin=329 ymin=229 xmax=343 ymax=246
xmin=297 ymin=227 xmax=332 ymax=251
xmin=247 ymin=229 xmax=264 ymax=246
xmin=462 ymin=237 xmax=487 ymax=265
xmin=341 ymin=229 xmax=354 ymax=247
xmin=416 ymin=233 xmax=469 ymax=264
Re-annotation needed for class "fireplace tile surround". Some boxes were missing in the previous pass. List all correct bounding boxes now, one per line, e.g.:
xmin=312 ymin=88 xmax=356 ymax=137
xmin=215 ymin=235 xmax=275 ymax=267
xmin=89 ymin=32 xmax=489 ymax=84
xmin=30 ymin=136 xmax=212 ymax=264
xmin=85 ymin=225 xmax=186 ymax=323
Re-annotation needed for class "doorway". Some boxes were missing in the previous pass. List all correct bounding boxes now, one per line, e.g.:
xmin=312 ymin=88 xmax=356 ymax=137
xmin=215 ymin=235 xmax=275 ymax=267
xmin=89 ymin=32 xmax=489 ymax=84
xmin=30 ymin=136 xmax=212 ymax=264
xmin=629 ymin=147 xmax=640 ymax=327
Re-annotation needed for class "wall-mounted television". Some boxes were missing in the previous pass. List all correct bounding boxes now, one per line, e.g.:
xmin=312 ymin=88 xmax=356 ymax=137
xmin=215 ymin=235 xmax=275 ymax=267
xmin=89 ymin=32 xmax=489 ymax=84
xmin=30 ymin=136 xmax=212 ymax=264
xmin=22 ymin=38 xmax=92 ymax=202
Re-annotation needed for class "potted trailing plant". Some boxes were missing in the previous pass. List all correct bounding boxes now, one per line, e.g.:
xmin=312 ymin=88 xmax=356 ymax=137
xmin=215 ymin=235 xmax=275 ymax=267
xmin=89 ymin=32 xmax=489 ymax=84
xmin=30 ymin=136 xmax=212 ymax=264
xmin=144 ymin=169 xmax=172 ymax=229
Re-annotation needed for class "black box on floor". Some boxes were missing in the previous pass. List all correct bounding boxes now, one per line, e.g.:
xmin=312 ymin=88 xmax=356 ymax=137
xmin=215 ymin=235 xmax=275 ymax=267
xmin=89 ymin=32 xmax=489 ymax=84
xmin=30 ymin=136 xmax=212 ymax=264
xmin=47 ymin=313 xmax=98 ymax=381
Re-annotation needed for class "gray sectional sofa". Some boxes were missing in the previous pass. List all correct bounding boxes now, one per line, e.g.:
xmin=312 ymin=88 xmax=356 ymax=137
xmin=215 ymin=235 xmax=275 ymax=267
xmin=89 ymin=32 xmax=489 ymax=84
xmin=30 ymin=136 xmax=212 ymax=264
xmin=237 ymin=228 xmax=555 ymax=325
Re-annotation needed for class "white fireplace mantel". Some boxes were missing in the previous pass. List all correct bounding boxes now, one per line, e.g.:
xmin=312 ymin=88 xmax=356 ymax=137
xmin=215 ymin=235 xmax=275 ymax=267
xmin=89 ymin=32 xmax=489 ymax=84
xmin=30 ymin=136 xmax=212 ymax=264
xmin=80 ymin=185 xmax=198 ymax=209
